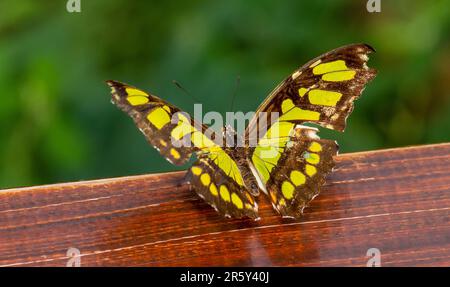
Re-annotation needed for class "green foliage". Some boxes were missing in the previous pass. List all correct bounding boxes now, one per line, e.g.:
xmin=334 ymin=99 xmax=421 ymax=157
xmin=0 ymin=0 xmax=449 ymax=188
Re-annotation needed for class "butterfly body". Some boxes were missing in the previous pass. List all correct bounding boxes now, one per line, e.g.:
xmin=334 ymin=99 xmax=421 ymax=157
xmin=108 ymin=43 xmax=377 ymax=219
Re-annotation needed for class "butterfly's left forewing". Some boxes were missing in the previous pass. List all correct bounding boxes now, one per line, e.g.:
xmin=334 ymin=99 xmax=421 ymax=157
xmin=108 ymin=80 xmax=195 ymax=165
xmin=108 ymin=80 xmax=258 ymax=218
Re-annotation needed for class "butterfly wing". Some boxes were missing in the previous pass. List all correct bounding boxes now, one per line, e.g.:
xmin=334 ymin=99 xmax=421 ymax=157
xmin=108 ymin=80 xmax=196 ymax=165
xmin=246 ymin=43 xmax=377 ymax=218
xmin=186 ymin=149 xmax=259 ymax=219
xmin=260 ymin=126 xmax=338 ymax=218
xmin=108 ymin=80 xmax=257 ymax=218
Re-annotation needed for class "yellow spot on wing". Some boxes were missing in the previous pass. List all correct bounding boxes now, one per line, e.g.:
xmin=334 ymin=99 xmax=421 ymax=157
xmin=322 ymin=70 xmax=356 ymax=82
xmin=245 ymin=192 xmax=254 ymax=204
xmin=290 ymin=170 xmax=306 ymax=186
xmin=191 ymin=166 xmax=202 ymax=175
xmin=281 ymin=181 xmax=295 ymax=200
xmin=279 ymin=107 xmax=320 ymax=121
xmin=270 ymin=190 xmax=277 ymax=203
xmin=219 ymin=185 xmax=230 ymax=202
xmin=308 ymin=90 xmax=342 ymax=106
xmin=200 ymin=173 xmax=211 ymax=186
xmin=305 ymin=164 xmax=317 ymax=177
xmin=215 ymin=151 xmax=231 ymax=174
xmin=309 ymin=142 xmax=322 ymax=152
xmin=305 ymin=152 xmax=320 ymax=164
xmin=209 ymin=184 xmax=218 ymax=196
xmin=252 ymin=146 xmax=281 ymax=184
xmin=281 ymin=99 xmax=295 ymax=113
xmin=254 ymin=146 xmax=281 ymax=166
xmin=178 ymin=113 xmax=190 ymax=124
xmin=171 ymin=123 xmax=194 ymax=141
xmin=170 ymin=148 xmax=180 ymax=159
xmin=298 ymin=88 xmax=308 ymax=97
xmin=162 ymin=105 xmax=171 ymax=113
xmin=192 ymin=131 xmax=216 ymax=149
xmin=159 ymin=139 xmax=167 ymax=147
xmin=171 ymin=112 xmax=197 ymax=141
xmin=147 ymin=107 xmax=170 ymax=130
xmin=127 ymin=96 xmax=149 ymax=106
xmin=231 ymin=193 xmax=243 ymax=209
xmin=252 ymin=157 xmax=270 ymax=184
xmin=312 ymin=60 xmax=348 ymax=75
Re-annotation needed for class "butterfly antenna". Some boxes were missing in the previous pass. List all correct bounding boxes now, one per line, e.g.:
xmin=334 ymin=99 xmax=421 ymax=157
xmin=172 ymin=80 xmax=200 ymax=103
xmin=229 ymin=75 xmax=240 ymax=112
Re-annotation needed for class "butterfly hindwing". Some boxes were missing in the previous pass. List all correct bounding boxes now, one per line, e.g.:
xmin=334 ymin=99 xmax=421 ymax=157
xmin=265 ymin=126 xmax=338 ymax=218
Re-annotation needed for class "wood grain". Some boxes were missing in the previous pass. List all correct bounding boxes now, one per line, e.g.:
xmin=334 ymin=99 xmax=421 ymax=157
xmin=0 ymin=143 xmax=449 ymax=266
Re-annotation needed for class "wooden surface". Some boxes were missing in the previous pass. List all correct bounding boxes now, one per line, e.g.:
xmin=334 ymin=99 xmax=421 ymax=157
xmin=0 ymin=143 xmax=449 ymax=267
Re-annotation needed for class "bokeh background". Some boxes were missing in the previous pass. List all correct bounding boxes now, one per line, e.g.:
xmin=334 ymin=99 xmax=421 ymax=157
xmin=0 ymin=0 xmax=449 ymax=189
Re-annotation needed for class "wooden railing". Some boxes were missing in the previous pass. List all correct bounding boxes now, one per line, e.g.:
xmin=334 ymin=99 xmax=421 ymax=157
xmin=0 ymin=143 xmax=449 ymax=266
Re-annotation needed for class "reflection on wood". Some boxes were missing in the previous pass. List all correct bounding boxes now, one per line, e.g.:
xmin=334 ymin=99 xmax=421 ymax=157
xmin=0 ymin=143 xmax=449 ymax=266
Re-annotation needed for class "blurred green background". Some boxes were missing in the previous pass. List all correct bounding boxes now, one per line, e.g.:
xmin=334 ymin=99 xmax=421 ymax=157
xmin=0 ymin=0 xmax=449 ymax=189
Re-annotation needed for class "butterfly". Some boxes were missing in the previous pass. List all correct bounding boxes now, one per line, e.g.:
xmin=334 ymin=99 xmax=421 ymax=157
xmin=107 ymin=43 xmax=377 ymax=219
